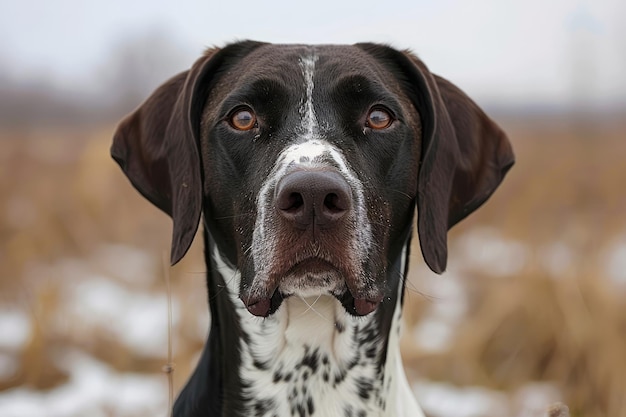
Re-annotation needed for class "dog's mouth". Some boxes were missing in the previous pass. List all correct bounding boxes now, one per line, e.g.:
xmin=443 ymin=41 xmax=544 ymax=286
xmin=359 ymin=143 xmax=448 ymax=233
xmin=241 ymin=257 xmax=383 ymax=318
xmin=243 ymin=290 xmax=383 ymax=318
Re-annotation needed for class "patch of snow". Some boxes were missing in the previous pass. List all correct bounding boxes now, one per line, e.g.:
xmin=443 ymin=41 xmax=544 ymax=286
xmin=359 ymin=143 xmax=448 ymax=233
xmin=413 ymin=380 xmax=563 ymax=417
xmin=425 ymin=273 xmax=468 ymax=321
xmin=537 ymin=242 xmax=573 ymax=278
xmin=412 ymin=319 xmax=456 ymax=353
xmin=65 ymin=278 xmax=179 ymax=357
xmin=454 ymin=228 xmax=529 ymax=277
xmin=0 ymin=350 xmax=168 ymax=417
xmin=513 ymin=382 xmax=562 ymax=417
xmin=411 ymin=271 xmax=468 ymax=353
xmin=0 ymin=309 xmax=31 ymax=351
xmin=22 ymin=248 xmax=188 ymax=358
xmin=414 ymin=380 xmax=509 ymax=417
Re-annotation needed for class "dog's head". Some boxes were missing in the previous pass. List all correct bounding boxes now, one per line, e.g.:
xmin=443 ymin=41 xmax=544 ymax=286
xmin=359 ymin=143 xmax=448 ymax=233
xmin=112 ymin=41 xmax=513 ymax=317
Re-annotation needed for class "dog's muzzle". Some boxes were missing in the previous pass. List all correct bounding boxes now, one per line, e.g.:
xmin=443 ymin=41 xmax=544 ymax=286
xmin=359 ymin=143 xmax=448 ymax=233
xmin=242 ymin=168 xmax=383 ymax=318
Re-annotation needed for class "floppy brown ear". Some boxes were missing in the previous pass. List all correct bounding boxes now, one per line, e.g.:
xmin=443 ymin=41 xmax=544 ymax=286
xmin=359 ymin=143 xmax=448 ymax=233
xmin=433 ymin=74 xmax=515 ymax=228
xmin=111 ymin=65 xmax=200 ymax=265
xmin=111 ymin=41 xmax=264 ymax=264
xmin=356 ymin=44 xmax=514 ymax=273
xmin=406 ymin=53 xmax=514 ymax=273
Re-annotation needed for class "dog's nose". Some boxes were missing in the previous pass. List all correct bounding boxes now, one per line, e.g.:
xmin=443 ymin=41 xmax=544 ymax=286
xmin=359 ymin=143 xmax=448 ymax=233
xmin=275 ymin=170 xmax=352 ymax=227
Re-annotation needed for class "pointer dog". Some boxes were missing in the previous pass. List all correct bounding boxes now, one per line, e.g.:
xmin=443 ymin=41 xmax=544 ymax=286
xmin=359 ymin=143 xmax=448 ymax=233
xmin=112 ymin=41 xmax=514 ymax=417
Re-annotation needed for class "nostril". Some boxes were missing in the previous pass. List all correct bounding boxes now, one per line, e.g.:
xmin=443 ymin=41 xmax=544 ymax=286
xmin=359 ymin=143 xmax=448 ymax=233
xmin=323 ymin=193 xmax=346 ymax=214
xmin=280 ymin=192 xmax=304 ymax=213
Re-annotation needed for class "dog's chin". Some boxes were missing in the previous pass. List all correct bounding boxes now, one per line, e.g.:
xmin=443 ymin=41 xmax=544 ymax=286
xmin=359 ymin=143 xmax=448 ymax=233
xmin=242 ymin=258 xmax=383 ymax=318
xmin=279 ymin=258 xmax=345 ymax=296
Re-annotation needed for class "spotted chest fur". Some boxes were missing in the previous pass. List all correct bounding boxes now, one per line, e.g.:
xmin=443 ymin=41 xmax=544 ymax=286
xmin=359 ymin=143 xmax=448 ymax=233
xmin=212 ymin=247 xmax=424 ymax=417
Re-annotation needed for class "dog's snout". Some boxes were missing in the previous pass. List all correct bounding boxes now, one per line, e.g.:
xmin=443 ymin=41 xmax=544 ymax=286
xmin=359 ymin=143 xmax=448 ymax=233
xmin=275 ymin=170 xmax=352 ymax=227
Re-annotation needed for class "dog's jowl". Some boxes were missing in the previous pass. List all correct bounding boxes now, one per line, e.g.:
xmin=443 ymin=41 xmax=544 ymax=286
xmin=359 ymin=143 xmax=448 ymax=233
xmin=112 ymin=41 xmax=514 ymax=417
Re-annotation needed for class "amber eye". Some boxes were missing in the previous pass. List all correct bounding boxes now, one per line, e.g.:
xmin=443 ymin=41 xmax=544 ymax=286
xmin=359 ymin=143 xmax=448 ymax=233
xmin=366 ymin=108 xmax=393 ymax=130
xmin=229 ymin=107 xmax=257 ymax=131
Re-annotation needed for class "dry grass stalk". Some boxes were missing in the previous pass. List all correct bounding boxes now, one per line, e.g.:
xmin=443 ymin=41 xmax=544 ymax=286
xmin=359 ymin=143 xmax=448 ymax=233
xmin=162 ymin=251 xmax=175 ymax=417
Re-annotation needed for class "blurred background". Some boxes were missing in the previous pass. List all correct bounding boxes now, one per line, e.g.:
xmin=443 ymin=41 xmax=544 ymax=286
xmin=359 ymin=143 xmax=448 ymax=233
xmin=1 ymin=0 xmax=625 ymax=416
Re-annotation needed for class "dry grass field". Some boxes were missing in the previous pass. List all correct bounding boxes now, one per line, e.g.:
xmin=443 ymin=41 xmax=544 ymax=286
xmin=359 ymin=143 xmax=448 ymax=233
xmin=0 ymin=114 xmax=625 ymax=416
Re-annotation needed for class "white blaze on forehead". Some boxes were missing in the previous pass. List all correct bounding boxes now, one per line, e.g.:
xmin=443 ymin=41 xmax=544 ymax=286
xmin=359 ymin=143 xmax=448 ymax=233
xmin=279 ymin=140 xmax=327 ymax=165
xmin=299 ymin=52 xmax=319 ymax=139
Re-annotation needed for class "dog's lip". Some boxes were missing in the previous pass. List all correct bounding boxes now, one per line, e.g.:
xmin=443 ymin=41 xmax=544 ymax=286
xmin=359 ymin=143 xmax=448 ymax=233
xmin=243 ymin=288 xmax=383 ymax=318
xmin=338 ymin=291 xmax=384 ymax=316
xmin=243 ymin=257 xmax=338 ymax=317
xmin=245 ymin=298 xmax=272 ymax=317
xmin=242 ymin=256 xmax=383 ymax=317
xmin=285 ymin=257 xmax=338 ymax=276
xmin=353 ymin=297 xmax=383 ymax=316
xmin=242 ymin=291 xmax=283 ymax=317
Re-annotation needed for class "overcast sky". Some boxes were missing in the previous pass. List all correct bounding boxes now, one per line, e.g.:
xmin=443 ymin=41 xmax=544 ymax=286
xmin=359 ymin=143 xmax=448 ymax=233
xmin=1 ymin=0 xmax=625 ymax=107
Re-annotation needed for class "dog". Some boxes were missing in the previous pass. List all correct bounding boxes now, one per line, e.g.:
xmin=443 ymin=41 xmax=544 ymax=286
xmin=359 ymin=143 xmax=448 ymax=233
xmin=111 ymin=41 xmax=514 ymax=417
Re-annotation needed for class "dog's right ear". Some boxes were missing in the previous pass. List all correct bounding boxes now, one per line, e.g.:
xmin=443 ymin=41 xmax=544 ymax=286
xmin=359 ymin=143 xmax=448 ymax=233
xmin=356 ymin=43 xmax=514 ymax=274
xmin=111 ymin=41 xmax=264 ymax=265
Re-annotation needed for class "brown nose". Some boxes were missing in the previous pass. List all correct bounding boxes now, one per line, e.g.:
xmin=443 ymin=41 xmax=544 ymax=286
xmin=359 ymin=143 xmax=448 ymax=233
xmin=274 ymin=170 xmax=352 ymax=228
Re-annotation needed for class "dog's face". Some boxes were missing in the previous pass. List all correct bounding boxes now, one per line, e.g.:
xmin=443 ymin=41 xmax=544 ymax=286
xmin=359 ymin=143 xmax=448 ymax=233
xmin=199 ymin=45 xmax=421 ymax=317
xmin=111 ymin=41 xmax=514 ymax=318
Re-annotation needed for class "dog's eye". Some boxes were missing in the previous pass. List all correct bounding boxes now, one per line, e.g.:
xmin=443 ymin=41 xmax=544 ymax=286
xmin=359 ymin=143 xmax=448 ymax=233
xmin=229 ymin=107 xmax=257 ymax=131
xmin=366 ymin=108 xmax=393 ymax=130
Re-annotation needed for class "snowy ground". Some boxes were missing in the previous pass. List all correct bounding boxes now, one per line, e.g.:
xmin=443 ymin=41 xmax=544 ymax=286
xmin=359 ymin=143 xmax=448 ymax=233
xmin=2 ymin=227 xmax=622 ymax=416
xmin=0 ymin=352 xmax=168 ymax=417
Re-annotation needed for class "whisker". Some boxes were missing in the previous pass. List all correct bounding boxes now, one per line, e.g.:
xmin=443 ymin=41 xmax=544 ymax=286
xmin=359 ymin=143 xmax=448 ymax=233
xmin=298 ymin=295 xmax=331 ymax=322
xmin=212 ymin=212 xmax=256 ymax=220
xmin=209 ymin=263 xmax=241 ymax=302
xmin=299 ymin=293 xmax=322 ymax=315
xmin=385 ymin=188 xmax=414 ymax=201
xmin=387 ymin=256 xmax=434 ymax=301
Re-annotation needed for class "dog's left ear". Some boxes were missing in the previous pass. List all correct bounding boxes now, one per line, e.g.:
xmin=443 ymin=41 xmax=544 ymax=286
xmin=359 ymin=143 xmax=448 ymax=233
xmin=356 ymin=44 xmax=514 ymax=274
xmin=111 ymin=41 xmax=265 ymax=265
xmin=416 ymin=70 xmax=514 ymax=273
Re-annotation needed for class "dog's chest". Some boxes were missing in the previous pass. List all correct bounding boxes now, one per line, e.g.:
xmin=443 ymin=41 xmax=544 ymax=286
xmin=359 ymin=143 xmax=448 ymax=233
xmin=236 ymin=297 xmax=390 ymax=417
xmin=212 ymin=244 xmax=425 ymax=417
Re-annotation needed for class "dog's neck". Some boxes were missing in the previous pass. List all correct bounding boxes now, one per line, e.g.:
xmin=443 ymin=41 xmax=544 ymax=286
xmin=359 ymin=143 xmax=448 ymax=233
xmin=174 ymin=231 xmax=423 ymax=417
